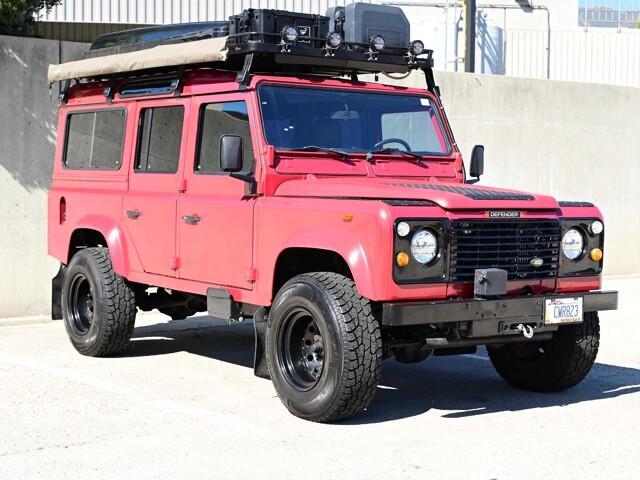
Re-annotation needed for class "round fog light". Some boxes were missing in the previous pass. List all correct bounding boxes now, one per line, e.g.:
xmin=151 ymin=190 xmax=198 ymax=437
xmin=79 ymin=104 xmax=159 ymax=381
xmin=326 ymin=31 xmax=342 ymax=49
xmin=396 ymin=252 xmax=410 ymax=268
xmin=409 ymin=40 xmax=425 ymax=56
xmin=396 ymin=221 xmax=410 ymax=237
xmin=590 ymin=220 xmax=604 ymax=235
xmin=282 ymin=25 xmax=298 ymax=43
xmin=370 ymin=35 xmax=385 ymax=51
xmin=590 ymin=248 xmax=603 ymax=262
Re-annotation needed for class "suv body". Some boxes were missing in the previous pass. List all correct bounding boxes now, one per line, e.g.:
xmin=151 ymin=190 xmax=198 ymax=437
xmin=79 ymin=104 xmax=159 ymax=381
xmin=48 ymin=39 xmax=617 ymax=423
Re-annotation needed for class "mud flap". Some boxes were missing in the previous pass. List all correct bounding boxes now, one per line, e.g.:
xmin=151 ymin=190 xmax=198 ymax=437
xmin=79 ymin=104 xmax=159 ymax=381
xmin=253 ymin=306 xmax=270 ymax=379
xmin=51 ymin=264 xmax=66 ymax=320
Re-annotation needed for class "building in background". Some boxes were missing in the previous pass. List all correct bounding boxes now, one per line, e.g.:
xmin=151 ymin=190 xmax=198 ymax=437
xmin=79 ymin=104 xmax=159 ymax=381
xmin=35 ymin=0 xmax=640 ymax=87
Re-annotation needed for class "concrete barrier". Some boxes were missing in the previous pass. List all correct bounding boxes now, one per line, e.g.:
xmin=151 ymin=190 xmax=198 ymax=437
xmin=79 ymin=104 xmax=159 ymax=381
xmin=0 ymin=36 xmax=86 ymax=318
xmin=0 ymin=35 xmax=638 ymax=318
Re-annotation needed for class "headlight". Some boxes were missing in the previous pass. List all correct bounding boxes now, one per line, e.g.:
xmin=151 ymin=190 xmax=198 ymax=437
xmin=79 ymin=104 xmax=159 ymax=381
xmin=561 ymin=228 xmax=584 ymax=261
xmin=410 ymin=229 xmax=438 ymax=265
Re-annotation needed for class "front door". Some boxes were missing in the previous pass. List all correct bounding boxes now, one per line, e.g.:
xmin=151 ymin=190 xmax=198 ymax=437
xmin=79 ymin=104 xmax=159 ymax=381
xmin=177 ymin=94 xmax=257 ymax=289
xmin=123 ymin=99 xmax=189 ymax=277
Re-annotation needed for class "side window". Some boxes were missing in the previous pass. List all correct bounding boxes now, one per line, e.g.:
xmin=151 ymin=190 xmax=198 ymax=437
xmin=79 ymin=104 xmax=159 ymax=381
xmin=196 ymin=101 xmax=254 ymax=174
xmin=135 ymin=106 xmax=184 ymax=173
xmin=64 ymin=109 xmax=125 ymax=169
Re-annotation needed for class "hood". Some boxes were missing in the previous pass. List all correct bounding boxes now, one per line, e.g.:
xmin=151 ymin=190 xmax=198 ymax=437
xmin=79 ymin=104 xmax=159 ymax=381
xmin=273 ymin=177 xmax=558 ymax=211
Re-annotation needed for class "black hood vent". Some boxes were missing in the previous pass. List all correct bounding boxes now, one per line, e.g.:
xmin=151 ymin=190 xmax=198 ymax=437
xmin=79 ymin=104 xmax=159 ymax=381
xmin=387 ymin=183 xmax=535 ymax=201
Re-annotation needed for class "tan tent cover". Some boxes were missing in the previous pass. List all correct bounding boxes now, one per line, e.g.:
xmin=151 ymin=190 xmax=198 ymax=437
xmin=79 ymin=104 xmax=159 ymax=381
xmin=48 ymin=37 xmax=229 ymax=83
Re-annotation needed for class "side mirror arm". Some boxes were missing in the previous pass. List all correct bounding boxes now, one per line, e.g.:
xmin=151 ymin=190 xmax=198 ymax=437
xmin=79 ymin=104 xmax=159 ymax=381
xmin=230 ymin=172 xmax=258 ymax=196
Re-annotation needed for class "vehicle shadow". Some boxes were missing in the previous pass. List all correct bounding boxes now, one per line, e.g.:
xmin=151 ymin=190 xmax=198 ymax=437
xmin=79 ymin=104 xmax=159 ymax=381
xmin=126 ymin=316 xmax=640 ymax=424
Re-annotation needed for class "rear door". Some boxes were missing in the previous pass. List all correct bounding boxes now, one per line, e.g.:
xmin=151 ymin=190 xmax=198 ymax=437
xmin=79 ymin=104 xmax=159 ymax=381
xmin=177 ymin=93 xmax=257 ymax=289
xmin=123 ymin=98 xmax=189 ymax=277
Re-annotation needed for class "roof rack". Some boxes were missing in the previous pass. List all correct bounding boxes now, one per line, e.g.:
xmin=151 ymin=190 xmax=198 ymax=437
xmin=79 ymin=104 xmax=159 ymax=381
xmin=49 ymin=4 xmax=442 ymax=100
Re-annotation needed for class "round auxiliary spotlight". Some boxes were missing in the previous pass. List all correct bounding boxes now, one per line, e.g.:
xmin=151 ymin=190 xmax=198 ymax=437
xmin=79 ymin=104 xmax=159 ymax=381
xmin=370 ymin=35 xmax=385 ymax=52
xmin=281 ymin=25 xmax=298 ymax=43
xmin=409 ymin=40 xmax=425 ymax=56
xmin=326 ymin=31 xmax=343 ymax=49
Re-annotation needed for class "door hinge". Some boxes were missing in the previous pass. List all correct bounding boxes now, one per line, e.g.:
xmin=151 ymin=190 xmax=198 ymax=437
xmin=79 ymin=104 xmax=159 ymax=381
xmin=245 ymin=268 xmax=257 ymax=283
xmin=178 ymin=178 xmax=187 ymax=193
xmin=171 ymin=257 xmax=181 ymax=271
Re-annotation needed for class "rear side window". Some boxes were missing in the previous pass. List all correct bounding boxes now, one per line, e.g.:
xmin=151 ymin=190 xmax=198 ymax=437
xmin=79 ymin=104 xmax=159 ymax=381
xmin=135 ymin=106 xmax=184 ymax=173
xmin=196 ymin=101 xmax=254 ymax=173
xmin=64 ymin=110 xmax=125 ymax=169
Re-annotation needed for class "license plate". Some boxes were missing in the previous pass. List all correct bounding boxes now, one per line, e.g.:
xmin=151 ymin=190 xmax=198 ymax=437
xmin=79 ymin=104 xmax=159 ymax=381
xmin=544 ymin=297 xmax=583 ymax=324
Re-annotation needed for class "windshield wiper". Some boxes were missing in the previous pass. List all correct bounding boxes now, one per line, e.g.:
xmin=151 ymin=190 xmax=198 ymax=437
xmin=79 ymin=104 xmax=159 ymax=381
xmin=367 ymin=147 xmax=424 ymax=163
xmin=292 ymin=145 xmax=352 ymax=163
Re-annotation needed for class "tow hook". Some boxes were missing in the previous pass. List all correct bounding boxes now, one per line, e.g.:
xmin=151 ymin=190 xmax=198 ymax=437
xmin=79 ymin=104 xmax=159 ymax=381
xmin=516 ymin=323 xmax=535 ymax=339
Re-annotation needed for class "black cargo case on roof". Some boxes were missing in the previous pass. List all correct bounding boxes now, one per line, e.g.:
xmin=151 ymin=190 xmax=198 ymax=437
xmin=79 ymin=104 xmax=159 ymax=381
xmin=228 ymin=9 xmax=330 ymax=49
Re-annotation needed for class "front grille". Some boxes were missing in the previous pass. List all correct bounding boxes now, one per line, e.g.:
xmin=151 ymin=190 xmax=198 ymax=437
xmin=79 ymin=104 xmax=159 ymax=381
xmin=450 ymin=220 xmax=561 ymax=282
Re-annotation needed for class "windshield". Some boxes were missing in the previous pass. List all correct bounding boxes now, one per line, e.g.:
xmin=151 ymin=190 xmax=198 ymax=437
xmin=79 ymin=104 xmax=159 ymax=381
xmin=258 ymin=85 xmax=451 ymax=156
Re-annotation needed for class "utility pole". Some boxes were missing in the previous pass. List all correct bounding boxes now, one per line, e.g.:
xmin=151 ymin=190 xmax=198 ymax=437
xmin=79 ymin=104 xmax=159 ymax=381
xmin=464 ymin=0 xmax=476 ymax=72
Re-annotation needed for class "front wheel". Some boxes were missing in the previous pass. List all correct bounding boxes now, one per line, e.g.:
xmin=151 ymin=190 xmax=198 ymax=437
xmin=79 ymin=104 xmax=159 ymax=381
xmin=266 ymin=273 xmax=382 ymax=422
xmin=487 ymin=312 xmax=600 ymax=392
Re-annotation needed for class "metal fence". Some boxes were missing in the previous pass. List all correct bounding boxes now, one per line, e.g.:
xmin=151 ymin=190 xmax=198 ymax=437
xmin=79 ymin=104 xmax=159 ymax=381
xmin=37 ymin=0 xmax=370 ymax=24
xmin=579 ymin=0 xmax=640 ymax=29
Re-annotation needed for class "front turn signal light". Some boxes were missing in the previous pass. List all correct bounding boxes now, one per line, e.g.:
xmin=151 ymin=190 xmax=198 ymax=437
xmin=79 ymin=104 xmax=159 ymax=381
xmin=396 ymin=252 xmax=410 ymax=268
xmin=590 ymin=248 xmax=603 ymax=262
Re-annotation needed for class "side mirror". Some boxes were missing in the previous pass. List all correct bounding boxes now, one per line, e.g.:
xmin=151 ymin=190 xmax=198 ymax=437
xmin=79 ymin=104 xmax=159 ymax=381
xmin=220 ymin=135 xmax=243 ymax=172
xmin=469 ymin=145 xmax=484 ymax=183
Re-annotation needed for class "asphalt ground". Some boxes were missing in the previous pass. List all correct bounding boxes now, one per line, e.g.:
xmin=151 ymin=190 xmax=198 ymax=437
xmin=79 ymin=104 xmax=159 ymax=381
xmin=1 ymin=277 xmax=638 ymax=480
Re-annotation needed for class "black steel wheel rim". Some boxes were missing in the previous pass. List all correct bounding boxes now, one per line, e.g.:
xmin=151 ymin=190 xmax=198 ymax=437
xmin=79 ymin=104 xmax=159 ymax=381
xmin=67 ymin=273 xmax=95 ymax=335
xmin=277 ymin=308 xmax=325 ymax=391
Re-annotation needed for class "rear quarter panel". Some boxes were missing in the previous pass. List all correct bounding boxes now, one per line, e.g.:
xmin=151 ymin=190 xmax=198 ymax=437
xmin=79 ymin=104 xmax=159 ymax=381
xmin=48 ymin=102 xmax=141 ymax=275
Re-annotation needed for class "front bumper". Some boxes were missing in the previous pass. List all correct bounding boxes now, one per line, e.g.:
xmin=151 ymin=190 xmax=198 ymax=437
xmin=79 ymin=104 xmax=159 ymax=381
xmin=381 ymin=290 xmax=618 ymax=339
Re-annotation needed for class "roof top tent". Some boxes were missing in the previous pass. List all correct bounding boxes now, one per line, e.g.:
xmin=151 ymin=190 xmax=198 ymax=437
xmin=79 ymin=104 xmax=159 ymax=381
xmin=47 ymin=3 xmax=442 ymax=101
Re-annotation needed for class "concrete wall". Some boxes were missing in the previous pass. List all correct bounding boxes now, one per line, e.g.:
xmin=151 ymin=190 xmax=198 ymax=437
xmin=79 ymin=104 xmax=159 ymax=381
xmin=0 ymin=36 xmax=638 ymax=318
xmin=0 ymin=35 xmax=87 ymax=318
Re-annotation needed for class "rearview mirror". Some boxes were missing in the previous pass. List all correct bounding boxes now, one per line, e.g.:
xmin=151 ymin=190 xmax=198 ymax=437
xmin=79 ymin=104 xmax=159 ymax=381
xmin=220 ymin=135 xmax=243 ymax=172
xmin=469 ymin=145 xmax=484 ymax=183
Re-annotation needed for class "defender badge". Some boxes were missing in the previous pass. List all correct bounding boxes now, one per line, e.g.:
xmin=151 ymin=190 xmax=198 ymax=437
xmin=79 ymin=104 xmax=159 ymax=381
xmin=530 ymin=257 xmax=544 ymax=268
xmin=489 ymin=211 xmax=521 ymax=218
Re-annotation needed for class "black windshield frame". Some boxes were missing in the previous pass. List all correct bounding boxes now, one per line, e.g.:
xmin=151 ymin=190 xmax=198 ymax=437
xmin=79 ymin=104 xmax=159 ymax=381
xmin=256 ymin=84 xmax=452 ymax=158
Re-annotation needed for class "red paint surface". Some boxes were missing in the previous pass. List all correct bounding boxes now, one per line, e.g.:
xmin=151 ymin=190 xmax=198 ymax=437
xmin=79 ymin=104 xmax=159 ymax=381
xmin=48 ymin=70 xmax=606 ymax=307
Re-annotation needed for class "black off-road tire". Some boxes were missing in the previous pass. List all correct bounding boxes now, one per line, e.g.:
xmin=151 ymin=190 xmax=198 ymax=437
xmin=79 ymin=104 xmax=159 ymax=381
xmin=487 ymin=312 xmax=600 ymax=392
xmin=62 ymin=247 xmax=137 ymax=357
xmin=266 ymin=273 xmax=383 ymax=422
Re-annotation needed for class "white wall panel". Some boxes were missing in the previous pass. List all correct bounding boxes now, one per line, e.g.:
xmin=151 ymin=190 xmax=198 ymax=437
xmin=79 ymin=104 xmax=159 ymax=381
xmin=39 ymin=0 xmax=373 ymax=24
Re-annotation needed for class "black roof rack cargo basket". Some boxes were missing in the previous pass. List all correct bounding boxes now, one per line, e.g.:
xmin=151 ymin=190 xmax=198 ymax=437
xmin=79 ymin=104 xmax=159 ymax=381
xmin=85 ymin=22 xmax=229 ymax=59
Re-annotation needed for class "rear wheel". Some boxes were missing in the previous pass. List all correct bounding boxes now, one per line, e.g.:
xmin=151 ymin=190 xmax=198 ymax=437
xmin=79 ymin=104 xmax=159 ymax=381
xmin=62 ymin=247 xmax=137 ymax=357
xmin=487 ymin=312 xmax=600 ymax=392
xmin=266 ymin=272 xmax=382 ymax=422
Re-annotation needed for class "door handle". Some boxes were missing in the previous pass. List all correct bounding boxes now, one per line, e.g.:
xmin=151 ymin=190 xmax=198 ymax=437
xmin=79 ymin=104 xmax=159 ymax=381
xmin=182 ymin=214 xmax=201 ymax=225
xmin=126 ymin=209 xmax=141 ymax=219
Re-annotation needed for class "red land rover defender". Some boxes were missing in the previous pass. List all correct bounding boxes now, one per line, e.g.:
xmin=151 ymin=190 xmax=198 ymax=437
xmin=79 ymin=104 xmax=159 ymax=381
xmin=48 ymin=4 xmax=618 ymax=422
